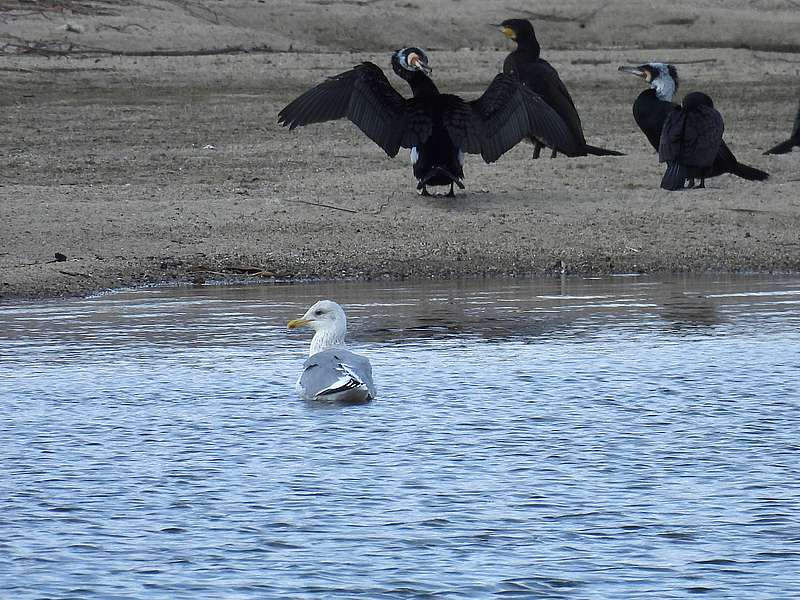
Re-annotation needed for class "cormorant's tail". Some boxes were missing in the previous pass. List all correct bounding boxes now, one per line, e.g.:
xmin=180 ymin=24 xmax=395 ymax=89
xmin=661 ymin=162 xmax=687 ymax=191
xmin=731 ymin=162 xmax=769 ymax=181
xmin=765 ymin=101 xmax=800 ymax=154
xmin=584 ymin=144 xmax=625 ymax=157
xmin=764 ymin=138 xmax=799 ymax=155
xmin=417 ymin=167 xmax=465 ymax=189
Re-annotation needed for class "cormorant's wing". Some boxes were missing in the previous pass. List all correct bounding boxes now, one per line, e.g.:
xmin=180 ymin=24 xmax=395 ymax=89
xmin=686 ymin=106 xmax=724 ymax=166
xmin=658 ymin=108 xmax=687 ymax=163
xmin=464 ymin=74 xmax=580 ymax=163
xmin=659 ymin=106 xmax=723 ymax=167
xmin=278 ymin=62 xmax=415 ymax=157
xmin=504 ymin=55 xmax=586 ymax=145
xmin=435 ymin=95 xmax=483 ymax=155
xmin=635 ymin=94 xmax=679 ymax=152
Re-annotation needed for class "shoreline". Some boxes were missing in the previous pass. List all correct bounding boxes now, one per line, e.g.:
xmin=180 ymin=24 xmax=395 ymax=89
xmin=5 ymin=262 xmax=800 ymax=304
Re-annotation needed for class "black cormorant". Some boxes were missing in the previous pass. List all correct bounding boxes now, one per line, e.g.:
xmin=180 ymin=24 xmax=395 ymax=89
xmin=496 ymin=18 xmax=624 ymax=159
xmin=659 ymin=92 xmax=724 ymax=190
xmin=279 ymin=47 xmax=579 ymax=196
xmin=764 ymin=98 xmax=800 ymax=155
xmin=619 ymin=62 xmax=769 ymax=184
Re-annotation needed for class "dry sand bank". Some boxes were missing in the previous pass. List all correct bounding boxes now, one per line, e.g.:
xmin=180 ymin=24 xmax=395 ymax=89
xmin=1 ymin=1 xmax=799 ymax=300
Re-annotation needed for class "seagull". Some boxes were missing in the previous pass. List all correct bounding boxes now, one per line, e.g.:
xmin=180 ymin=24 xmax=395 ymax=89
xmin=287 ymin=300 xmax=376 ymax=403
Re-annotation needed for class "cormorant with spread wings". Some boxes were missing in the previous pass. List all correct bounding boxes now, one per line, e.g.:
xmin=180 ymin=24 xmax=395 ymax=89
xmin=278 ymin=47 xmax=579 ymax=196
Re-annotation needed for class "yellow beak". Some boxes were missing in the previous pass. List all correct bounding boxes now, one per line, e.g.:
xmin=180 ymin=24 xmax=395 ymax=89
xmin=287 ymin=318 xmax=312 ymax=329
xmin=500 ymin=26 xmax=516 ymax=39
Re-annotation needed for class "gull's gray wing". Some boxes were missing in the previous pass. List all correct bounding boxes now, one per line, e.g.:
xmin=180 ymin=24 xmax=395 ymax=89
xmin=298 ymin=349 xmax=376 ymax=403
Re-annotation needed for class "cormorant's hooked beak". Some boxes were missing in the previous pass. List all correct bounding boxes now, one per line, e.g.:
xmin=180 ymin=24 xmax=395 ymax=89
xmin=618 ymin=65 xmax=647 ymax=80
xmin=408 ymin=52 xmax=432 ymax=74
xmin=495 ymin=25 xmax=516 ymax=39
xmin=287 ymin=318 xmax=312 ymax=329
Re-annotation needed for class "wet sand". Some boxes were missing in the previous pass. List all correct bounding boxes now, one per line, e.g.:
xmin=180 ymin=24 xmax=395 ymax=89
xmin=1 ymin=1 xmax=799 ymax=300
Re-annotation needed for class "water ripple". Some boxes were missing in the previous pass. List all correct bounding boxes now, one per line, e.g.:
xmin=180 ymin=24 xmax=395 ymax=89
xmin=1 ymin=275 xmax=800 ymax=598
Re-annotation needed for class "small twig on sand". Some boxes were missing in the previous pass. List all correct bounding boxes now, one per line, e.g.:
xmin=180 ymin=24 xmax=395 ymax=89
xmin=282 ymin=191 xmax=397 ymax=215
xmin=721 ymin=206 xmax=771 ymax=214
xmin=283 ymin=198 xmax=358 ymax=213
xmin=59 ymin=270 xmax=93 ymax=278
xmin=752 ymin=53 xmax=800 ymax=63
xmin=190 ymin=265 xmax=275 ymax=277
xmin=626 ymin=57 xmax=717 ymax=65
xmin=369 ymin=191 xmax=395 ymax=215
xmin=95 ymin=23 xmax=150 ymax=33
xmin=0 ymin=32 xmax=273 ymax=57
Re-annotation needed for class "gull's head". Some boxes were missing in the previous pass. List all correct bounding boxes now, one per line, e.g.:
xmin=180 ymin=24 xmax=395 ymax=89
xmin=288 ymin=300 xmax=346 ymax=332
xmin=618 ymin=62 xmax=679 ymax=101
xmin=288 ymin=300 xmax=348 ymax=354
xmin=392 ymin=46 xmax=432 ymax=76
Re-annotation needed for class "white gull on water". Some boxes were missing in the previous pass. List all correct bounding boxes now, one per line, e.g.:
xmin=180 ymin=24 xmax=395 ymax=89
xmin=287 ymin=300 xmax=376 ymax=403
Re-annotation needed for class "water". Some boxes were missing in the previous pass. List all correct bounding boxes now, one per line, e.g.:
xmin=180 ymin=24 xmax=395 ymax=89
xmin=1 ymin=275 xmax=799 ymax=599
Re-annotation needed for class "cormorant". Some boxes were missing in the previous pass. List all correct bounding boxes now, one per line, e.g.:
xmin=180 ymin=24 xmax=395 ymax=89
xmin=279 ymin=47 xmax=579 ymax=196
xmin=496 ymin=18 xmax=624 ymax=159
xmin=659 ymin=92 xmax=724 ymax=190
xmin=619 ymin=62 xmax=769 ymax=184
xmin=764 ymin=98 xmax=800 ymax=155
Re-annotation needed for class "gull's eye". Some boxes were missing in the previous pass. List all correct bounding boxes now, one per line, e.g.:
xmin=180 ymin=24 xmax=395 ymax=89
xmin=314 ymin=309 xmax=323 ymax=316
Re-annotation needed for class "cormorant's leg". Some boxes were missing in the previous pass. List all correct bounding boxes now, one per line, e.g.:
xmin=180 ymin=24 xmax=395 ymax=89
xmin=697 ymin=178 xmax=706 ymax=189
xmin=687 ymin=178 xmax=696 ymax=189
xmin=532 ymin=142 xmax=542 ymax=160
xmin=550 ymin=148 xmax=558 ymax=159
xmin=419 ymin=186 xmax=431 ymax=197
xmin=446 ymin=182 xmax=455 ymax=197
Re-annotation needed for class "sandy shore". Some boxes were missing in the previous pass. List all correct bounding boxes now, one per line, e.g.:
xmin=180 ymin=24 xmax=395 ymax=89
xmin=1 ymin=1 xmax=799 ymax=300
